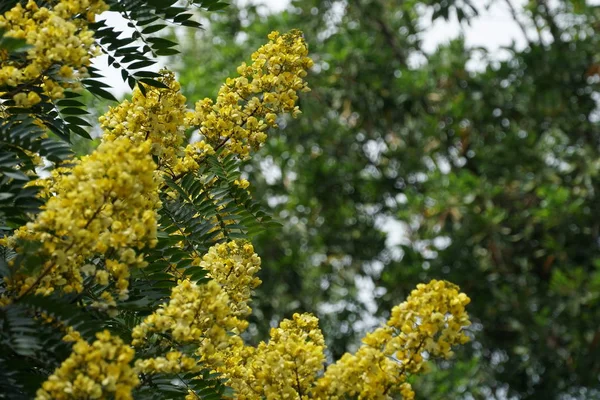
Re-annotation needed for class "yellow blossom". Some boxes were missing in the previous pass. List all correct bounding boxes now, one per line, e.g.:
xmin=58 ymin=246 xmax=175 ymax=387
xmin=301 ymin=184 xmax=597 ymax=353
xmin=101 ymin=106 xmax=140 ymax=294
xmin=12 ymin=91 xmax=41 ymax=107
xmin=312 ymin=279 xmax=471 ymax=399
xmin=131 ymin=279 xmax=244 ymax=366
xmin=233 ymin=178 xmax=251 ymax=190
xmin=0 ymin=0 xmax=107 ymax=101
xmin=171 ymin=140 xmax=215 ymax=176
xmin=197 ymin=240 xmax=262 ymax=318
xmin=3 ymin=138 xmax=159 ymax=301
xmin=134 ymin=351 xmax=200 ymax=375
xmin=62 ymin=326 xmax=82 ymax=343
xmin=35 ymin=330 xmax=138 ymax=400
xmin=99 ymin=70 xmax=187 ymax=171
xmin=186 ymin=30 xmax=313 ymax=160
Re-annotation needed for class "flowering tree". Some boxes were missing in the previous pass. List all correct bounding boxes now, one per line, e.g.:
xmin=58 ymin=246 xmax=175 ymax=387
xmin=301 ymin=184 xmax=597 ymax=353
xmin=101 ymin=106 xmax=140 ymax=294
xmin=0 ymin=1 xmax=471 ymax=399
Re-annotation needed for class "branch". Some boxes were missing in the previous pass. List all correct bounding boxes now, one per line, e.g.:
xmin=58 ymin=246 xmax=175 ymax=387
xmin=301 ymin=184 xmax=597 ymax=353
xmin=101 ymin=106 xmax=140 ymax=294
xmin=503 ymin=0 xmax=532 ymax=46
xmin=537 ymin=0 xmax=562 ymax=45
xmin=293 ymin=359 xmax=303 ymax=399
xmin=371 ymin=14 xmax=407 ymax=67
xmin=15 ymin=196 xmax=109 ymax=300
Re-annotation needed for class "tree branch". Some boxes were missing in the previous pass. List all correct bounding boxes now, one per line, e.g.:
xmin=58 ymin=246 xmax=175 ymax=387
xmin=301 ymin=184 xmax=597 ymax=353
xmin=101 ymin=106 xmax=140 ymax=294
xmin=503 ymin=0 xmax=532 ymax=46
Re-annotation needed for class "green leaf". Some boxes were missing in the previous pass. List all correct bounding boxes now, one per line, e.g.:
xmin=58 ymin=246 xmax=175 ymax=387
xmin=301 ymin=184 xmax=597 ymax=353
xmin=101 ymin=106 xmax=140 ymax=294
xmin=0 ymin=29 xmax=31 ymax=53
xmin=133 ymin=71 xmax=163 ymax=78
xmin=128 ymin=60 xmax=156 ymax=70
xmin=146 ymin=37 xmax=178 ymax=48
xmin=155 ymin=48 xmax=180 ymax=56
xmin=56 ymin=99 xmax=86 ymax=107
xmin=86 ymin=85 xmax=118 ymax=102
xmin=64 ymin=116 xmax=92 ymax=127
xmin=2 ymin=170 xmax=28 ymax=181
xmin=67 ymin=123 xmax=92 ymax=140
xmin=141 ymin=24 xmax=167 ymax=34
xmin=81 ymin=79 xmax=112 ymax=89
xmin=139 ymin=79 xmax=169 ymax=89
xmin=60 ymin=107 xmax=89 ymax=115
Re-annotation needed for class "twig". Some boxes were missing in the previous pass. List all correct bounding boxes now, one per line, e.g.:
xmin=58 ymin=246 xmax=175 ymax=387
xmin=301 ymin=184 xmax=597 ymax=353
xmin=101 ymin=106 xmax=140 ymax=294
xmin=503 ymin=0 xmax=532 ymax=46
xmin=15 ymin=195 xmax=108 ymax=300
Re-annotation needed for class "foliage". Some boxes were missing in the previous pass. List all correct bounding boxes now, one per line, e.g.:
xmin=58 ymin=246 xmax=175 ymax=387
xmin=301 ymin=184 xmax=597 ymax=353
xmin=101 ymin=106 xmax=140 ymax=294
xmin=0 ymin=1 xmax=473 ymax=399
xmin=174 ymin=0 xmax=600 ymax=399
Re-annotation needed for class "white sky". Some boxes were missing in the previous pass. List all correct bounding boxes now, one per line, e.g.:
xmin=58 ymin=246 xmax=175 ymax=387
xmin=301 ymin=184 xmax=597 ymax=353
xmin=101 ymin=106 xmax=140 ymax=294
xmin=421 ymin=0 xmax=529 ymax=53
xmin=92 ymin=0 xmax=531 ymax=98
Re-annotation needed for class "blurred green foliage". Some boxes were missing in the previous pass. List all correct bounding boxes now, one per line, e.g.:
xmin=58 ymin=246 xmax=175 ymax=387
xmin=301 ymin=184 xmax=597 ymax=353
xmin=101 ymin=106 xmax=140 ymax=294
xmin=173 ymin=0 xmax=600 ymax=398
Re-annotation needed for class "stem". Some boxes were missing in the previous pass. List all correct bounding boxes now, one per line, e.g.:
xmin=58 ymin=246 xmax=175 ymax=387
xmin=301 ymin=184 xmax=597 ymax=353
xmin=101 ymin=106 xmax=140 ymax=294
xmin=159 ymin=204 xmax=203 ymax=268
xmin=396 ymin=337 xmax=426 ymax=377
xmin=0 ymin=67 xmax=52 ymax=99
xmin=504 ymin=0 xmax=532 ymax=46
xmin=175 ymin=371 xmax=201 ymax=399
xmin=294 ymin=359 xmax=303 ymax=399
xmin=15 ymin=196 xmax=108 ymax=300
xmin=536 ymin=0 xmax=562 ymax=45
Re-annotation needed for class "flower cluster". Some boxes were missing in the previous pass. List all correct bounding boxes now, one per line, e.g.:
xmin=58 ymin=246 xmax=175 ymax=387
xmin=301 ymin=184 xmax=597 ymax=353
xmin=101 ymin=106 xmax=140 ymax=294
xmin=171 ymin=139 xmax=215 ymax=176
xmin=152 ymin=249 xmax=468 ymax=400
xmin=94 ymin=30 xmax=313 ymax=180
xmin=131 ymin=279 xmax=245 ymax=366
xmin=134 ymin=351 xmax=200 ymax=375
xmin=0 ymin=0 xmax=107 ymax=106
xmin=312 ymin=280 xmax=472 ymax=399
xmin=217 ymin=313 xmax=326 ymax=400
xmin=35 ymin=330 xmax=138 ymax=400
xmin=99 ymin=70 xmax=188 ymax=171
xmin=4 ymin=138 xmax=159 ymax=301
xmin=190 ymin=280 xmax=470 ymax=400
xmin=33 ymin=246 xmax=470 ymax=400
xmin=197 ymin=240 xmax=262 ymax=318
xmin=185 ymin=30 xmax=313 ymax=161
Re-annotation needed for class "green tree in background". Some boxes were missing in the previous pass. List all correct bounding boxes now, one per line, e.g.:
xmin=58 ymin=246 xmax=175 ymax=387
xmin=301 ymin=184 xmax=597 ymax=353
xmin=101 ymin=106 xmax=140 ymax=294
xmin=174 ymin=1 xmax=600 ymax=398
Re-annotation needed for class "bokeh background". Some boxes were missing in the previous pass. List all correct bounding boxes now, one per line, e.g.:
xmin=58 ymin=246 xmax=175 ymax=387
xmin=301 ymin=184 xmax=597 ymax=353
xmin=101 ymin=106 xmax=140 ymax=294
xmin=90 ymin=1 xmax=600 ymax=399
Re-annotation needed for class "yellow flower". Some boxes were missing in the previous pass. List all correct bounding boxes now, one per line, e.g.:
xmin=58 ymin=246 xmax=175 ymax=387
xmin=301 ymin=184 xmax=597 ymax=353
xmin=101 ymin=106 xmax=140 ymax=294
xmin=12 ymin=91 xmax=41 ymax=107
xmin=36 ymin=330 xmax=138 ymax=400
xmin=134 ymin=351 xmax=200 ymax=375
xmin=233 ymin=178 xmax=251 ymax=190
xmin=3 ymin=138 xmax=159 ymax=301
xmin=171 ymin=140 xmax=215 ymax=176
xmin=131 ymin=279 xmax=244 ymax=366
xmin=186 ymin=30 xmax=313 ymax=160
xmin=0 ymin=0 xmax=107 ymax=101
xmin=312 ymin=280 xmax=471 ymax=399
xmin=197 ymin=240 xmax=262 ymax=319
xmin=99 ymin=70 xmax=187 ymax=172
